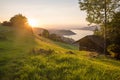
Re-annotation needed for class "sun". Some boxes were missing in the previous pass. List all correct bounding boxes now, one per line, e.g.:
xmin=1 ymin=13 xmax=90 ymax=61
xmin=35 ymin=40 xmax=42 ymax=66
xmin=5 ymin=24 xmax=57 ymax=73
xmin=28 ymin=19 xmax=38 ymax=27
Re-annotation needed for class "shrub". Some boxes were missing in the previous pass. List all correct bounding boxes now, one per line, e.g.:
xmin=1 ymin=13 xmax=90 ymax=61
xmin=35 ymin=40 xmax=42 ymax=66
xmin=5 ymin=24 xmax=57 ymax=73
xmin=41 ymin=30 xmax=49 ymax=38
xmin=107 ymin=44 xmax=120 ymax=59
xmin=49 ymin=34 xmax=63 ymax=42
xmin=1 ymin=21 xmax=12 ymax=26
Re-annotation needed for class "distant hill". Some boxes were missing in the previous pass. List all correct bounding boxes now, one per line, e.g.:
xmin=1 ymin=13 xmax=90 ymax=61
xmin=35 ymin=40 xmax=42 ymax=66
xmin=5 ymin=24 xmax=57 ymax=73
xmin=49 ymin=29 xmax=76 ymax=36
xmin=73 ymin=26 xmax=99 ymax=31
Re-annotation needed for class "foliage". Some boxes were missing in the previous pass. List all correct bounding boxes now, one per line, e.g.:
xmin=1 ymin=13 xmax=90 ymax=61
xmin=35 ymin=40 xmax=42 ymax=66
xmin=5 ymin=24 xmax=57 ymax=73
xmin=108 ymin=44 xmax=120 ymax=53
xmin=79 ymin=0 xmax=120 ymax=24
xmin=106 ymin=12 xmax=120 ymax=44
xmin=10 ymin=14 xmax=28 ymax=27
xmin=94 ymin=27 xmax=99 ymax=35
xmin=93 ymin=12 xmax=120 ymax=58
xmin=49 ymin=33 xmax=74 ymax=44
xmin=105 ymin=12 xmax=120 ymax=57
xmin=49 ymin=33 xmax=63 ymax=42
xmin=41 ymin=29 xmax=50 ymax=38
xmin=107 ymin=44 xmax=120 ymax=59
xmin=1 ymin=21 xmax=11 ymax=26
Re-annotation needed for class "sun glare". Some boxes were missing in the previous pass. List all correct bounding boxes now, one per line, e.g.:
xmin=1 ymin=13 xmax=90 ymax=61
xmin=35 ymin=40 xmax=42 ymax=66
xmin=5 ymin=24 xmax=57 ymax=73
xmin=28 ymin=19 xmax=38 ymax=27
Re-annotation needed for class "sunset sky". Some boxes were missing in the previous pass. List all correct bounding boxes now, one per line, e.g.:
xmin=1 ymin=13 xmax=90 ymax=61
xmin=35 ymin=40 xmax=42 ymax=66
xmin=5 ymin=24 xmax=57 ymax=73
xmin=0 ymin=0 xmax=88 ymax=28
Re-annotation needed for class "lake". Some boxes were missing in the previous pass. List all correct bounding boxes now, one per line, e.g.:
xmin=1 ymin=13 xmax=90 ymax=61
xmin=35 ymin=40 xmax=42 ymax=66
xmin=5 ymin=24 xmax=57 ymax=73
xmin=64 ymin=29 xmax=94 ymax=41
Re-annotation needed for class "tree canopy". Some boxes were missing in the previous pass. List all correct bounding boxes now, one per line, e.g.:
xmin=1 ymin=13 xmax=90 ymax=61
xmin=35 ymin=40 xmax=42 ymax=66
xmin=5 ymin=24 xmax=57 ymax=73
xmin=10 ymin=14 xmax=28 ymax=27
xmin=79 ymin=0 xmax=120 ymax=24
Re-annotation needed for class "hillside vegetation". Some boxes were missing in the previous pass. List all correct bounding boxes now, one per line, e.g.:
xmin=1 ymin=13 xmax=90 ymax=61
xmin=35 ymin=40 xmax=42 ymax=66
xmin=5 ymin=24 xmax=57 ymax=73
xmin=0 ymin=25 xmax=120 ymax=80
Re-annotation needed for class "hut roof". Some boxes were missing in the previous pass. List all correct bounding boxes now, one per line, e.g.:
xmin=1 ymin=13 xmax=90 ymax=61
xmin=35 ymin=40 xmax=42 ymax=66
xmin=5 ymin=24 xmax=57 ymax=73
xmin=75 ymin=35 xmax=104 ymax=48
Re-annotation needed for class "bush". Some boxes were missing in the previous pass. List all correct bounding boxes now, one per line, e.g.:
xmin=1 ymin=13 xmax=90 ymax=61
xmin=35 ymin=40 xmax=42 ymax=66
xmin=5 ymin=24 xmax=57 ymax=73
xmin=1 ymin=21 xmax=11 ymax=26
xmin=49 ymin=34 xmax=63 ymax=42
xmin=42 ymin=30 xmax=49 ymax=38
xmin=107 ymin=44 xmax=120 ymax=59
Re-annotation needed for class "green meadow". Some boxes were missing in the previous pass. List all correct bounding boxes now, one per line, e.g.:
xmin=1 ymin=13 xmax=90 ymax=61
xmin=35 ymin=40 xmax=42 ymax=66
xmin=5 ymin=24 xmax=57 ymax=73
xmin=0 ymin=25 xmax=120 ymax=80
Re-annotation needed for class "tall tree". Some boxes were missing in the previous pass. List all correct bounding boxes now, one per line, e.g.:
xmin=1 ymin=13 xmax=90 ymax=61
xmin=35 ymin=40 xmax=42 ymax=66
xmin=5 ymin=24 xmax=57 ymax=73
xmin=79 ymin=0 xmax=120 ymax=54
xmin=79 ymin=0 xmax=120 ymax=24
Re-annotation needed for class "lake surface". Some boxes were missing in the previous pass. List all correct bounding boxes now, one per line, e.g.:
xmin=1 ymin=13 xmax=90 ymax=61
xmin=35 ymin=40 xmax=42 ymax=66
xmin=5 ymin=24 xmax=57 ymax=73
xmin=64 ymin=30 xmax=93 ymax=41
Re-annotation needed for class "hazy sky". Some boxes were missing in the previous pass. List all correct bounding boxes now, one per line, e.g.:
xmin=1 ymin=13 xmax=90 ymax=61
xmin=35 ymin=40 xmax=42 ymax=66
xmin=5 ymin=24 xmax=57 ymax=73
xmin=0 ymin=0 xmax=88 ymax=28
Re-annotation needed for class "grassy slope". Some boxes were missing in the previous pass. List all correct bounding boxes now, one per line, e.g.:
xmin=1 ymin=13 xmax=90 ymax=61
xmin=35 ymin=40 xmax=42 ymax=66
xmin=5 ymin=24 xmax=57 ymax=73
xmin=0 ymin=25 xmax=120 ymax=80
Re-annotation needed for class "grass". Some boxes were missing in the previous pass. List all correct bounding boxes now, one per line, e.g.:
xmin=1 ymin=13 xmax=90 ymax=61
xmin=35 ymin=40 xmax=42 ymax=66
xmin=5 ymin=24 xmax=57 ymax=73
xmin=53 ymin=41 xmax=78 ymax=50
xmin=0 ymin=25 xmax=120 ymax=80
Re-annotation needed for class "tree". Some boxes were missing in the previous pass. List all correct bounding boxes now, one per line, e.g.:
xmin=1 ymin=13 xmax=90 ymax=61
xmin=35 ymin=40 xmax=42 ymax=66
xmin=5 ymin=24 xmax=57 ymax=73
xmin=41 ymin=29 xmax=49 ymax=38
xmin=10 ymin=14 xmax=28 ymax=27
xmin=79 ymin=0 xmax=120 ymax=24
xmin=79 ymin=0 xmax=120 ymax=54
xmin=1 ymin=21 xmax=11 ymax=26
xmin=107 ymin=12 xmax=120 ymax=44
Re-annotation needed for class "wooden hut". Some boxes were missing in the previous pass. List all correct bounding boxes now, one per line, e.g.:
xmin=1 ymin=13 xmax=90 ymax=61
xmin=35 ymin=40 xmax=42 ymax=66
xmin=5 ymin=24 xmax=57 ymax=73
xmin=75 ymin=35 xmax=104 ymax=53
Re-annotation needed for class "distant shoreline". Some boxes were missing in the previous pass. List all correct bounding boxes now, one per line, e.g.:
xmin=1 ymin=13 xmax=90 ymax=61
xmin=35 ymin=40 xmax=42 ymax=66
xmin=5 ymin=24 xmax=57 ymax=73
xmin=64 ymin=29 xmax=94 ymax=41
